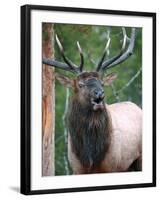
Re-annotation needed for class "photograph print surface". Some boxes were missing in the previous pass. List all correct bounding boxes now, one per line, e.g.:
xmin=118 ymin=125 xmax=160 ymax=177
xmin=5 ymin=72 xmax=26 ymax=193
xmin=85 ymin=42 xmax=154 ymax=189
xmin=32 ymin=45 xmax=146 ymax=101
xmin=42 ymin=23 xmax=142 ymax=176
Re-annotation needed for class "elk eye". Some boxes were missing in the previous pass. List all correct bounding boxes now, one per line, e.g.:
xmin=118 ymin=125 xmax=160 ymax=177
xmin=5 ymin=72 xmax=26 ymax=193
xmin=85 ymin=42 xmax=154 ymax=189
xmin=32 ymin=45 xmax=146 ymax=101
xmin=78 ymin=81 xmax=85 ymax=88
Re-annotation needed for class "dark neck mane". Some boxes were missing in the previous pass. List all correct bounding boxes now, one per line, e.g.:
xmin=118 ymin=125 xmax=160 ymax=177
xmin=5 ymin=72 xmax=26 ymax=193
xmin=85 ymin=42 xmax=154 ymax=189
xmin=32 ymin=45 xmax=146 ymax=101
xmin=67 ymin=97 xmax=112 ymax=169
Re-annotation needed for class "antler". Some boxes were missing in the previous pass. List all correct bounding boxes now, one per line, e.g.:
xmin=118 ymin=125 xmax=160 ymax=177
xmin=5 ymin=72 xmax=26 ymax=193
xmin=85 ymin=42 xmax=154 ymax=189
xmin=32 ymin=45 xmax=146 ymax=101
xmin=77 ymin=41 xmax=84 ymax=72
xmin=43 ymin=28 xmax=136 ymax=74
xmin=42 ymin=35 xmax=84 ymax=74
xmin=96 ymin=27 xmax=136 ymax=72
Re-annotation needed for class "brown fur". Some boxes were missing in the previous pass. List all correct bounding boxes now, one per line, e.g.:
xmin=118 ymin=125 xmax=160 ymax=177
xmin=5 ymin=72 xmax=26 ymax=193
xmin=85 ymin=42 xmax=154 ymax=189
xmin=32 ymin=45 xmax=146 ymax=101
xmin=67 ymin=96 xmax=112 ymax=173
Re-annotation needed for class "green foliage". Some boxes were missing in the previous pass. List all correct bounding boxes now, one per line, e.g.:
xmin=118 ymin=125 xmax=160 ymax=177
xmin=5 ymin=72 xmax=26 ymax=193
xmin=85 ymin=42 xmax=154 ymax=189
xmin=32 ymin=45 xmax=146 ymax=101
xmin=54 ymin=24 xmax=142 ymax=175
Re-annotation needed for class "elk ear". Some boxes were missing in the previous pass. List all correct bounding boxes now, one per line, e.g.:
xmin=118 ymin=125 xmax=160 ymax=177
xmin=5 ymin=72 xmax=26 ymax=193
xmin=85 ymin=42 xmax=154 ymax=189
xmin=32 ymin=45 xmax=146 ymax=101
xmin=56 ymin=74 xmax=74 ymax=88
xmin=103 ymin=73 xmax=118 ymax=86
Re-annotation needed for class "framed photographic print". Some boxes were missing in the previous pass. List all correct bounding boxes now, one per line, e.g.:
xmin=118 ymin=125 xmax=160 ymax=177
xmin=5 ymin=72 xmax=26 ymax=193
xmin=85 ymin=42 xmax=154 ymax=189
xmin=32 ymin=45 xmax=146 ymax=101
xmin=21 ymin=4 xmax=156 ymax=195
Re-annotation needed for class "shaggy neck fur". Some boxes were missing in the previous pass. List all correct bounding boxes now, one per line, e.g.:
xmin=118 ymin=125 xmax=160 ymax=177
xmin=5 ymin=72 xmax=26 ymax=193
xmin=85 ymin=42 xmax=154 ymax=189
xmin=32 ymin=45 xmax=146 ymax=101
xmin=67 ymin=96 xmax=112 ymax=170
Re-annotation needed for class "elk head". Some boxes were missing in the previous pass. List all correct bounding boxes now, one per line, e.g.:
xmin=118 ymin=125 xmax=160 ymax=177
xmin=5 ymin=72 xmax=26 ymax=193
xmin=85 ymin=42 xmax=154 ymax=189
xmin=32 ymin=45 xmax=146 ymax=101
xmin=56 ymin=71 xmax=117 ymax=111
xmin=43 ymin=28 xmax=136 ymax=111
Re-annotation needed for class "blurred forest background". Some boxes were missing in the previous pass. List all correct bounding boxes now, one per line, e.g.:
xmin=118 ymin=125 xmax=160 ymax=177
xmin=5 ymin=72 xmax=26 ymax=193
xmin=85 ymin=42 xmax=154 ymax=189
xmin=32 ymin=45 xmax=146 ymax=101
xmin=52 ymin=24 xmax=142 ymax=176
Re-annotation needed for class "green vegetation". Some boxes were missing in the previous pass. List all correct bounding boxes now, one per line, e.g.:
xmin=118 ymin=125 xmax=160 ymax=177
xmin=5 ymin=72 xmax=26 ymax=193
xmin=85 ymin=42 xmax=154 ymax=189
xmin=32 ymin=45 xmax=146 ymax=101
xmin=54 ymin=24 xmax=142 ymax=175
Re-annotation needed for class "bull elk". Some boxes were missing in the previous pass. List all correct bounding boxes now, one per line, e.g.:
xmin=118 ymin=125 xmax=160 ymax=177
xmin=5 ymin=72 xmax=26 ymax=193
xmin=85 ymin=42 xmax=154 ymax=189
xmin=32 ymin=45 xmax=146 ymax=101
xmin=43 ymin=27 xmax=142 ymax=174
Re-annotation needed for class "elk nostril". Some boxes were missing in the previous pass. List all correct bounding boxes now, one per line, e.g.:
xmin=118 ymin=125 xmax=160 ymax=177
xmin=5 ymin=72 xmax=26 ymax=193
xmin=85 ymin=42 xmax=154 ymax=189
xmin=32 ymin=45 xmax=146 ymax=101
xmin=94 ymin=91 xmax=98 ymax=95
xmin=94 ymin=90 xmax=99 ymax=97
xmin=94 ymin=90 xmax=105 ymax=99
xmin=99 ymin=91 xmax=104 ymax=97
xmin=101 ymin=90 xmax=104 ymax=95
xmin=101 ymin=91 xmax=105 ymax=98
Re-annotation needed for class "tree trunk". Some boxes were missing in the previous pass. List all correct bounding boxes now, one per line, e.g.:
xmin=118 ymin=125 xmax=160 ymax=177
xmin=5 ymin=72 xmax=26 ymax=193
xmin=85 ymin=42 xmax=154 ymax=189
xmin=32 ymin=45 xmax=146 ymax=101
xmin=42 ymin=23 xmax=55 ymax=176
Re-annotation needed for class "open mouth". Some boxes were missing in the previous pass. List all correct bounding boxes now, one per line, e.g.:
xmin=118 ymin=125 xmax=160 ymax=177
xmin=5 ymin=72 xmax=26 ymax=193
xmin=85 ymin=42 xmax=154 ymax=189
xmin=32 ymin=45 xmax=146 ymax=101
xmin=91 ymin=98 xmax=104 ymax=111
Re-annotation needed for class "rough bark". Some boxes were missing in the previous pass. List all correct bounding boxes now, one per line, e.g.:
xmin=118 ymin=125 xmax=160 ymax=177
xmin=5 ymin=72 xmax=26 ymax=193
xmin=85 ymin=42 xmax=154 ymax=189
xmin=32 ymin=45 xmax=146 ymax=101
xmin=42 ymin=23 xmax=55 ymax=176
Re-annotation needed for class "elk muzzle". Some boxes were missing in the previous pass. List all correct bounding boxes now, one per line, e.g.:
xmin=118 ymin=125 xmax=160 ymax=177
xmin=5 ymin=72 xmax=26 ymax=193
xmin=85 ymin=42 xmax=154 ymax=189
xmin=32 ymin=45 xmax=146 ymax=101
xmin=91 ymin=89 xmax=105 ymax=111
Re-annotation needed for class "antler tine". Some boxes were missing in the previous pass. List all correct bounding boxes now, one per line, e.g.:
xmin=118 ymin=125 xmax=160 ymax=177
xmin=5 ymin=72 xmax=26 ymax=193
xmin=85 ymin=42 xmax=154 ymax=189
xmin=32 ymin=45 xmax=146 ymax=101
xmin=42 ymin=58 xmax=78 ymax=74
xmin=55 ymin=34 xmax=79 ymax=72
xmin=97 ymin=27 xmax=127 ymax=72
xmin=121 ymin=27 xmax=127 ymax=50
xmin=42 ymin=35 xmax=84 ymax=74
xmin=77 ymin=41 xmax=84 ymax=72
xmin=100 ymin=28 xmax=136 ymax=71
xmin=105 ymin=28 xmax=136 ymax=69
xmin=96 ymin=37 xmax=111 ymax=72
